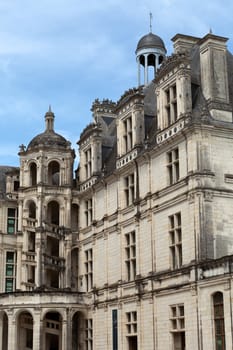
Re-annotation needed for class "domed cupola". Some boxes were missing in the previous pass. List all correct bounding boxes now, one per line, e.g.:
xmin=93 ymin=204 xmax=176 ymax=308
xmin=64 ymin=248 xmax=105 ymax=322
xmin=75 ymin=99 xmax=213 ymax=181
xmin=136 ymin=30 xmax=167 ymax=86
xmin=27 ymin=107 xmax=70 ymax=151
xmin=18 ymin=107 xmax=75 ymax=189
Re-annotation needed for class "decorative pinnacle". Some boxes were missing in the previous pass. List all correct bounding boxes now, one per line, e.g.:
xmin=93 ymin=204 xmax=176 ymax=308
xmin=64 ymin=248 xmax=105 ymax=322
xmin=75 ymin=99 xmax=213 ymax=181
xmin=45 ymin=105 xmax=55 ymax=132
xmin=149 ymin=12 xmax=153 ymax=33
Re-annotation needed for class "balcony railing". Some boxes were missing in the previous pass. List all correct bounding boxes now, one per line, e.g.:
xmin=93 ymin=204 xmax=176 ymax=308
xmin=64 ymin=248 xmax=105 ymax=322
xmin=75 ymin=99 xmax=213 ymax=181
xmin=43 ymin=254 xmax=65 ymax=270
xmin=22 ymin=251 xmax=36 ymax=262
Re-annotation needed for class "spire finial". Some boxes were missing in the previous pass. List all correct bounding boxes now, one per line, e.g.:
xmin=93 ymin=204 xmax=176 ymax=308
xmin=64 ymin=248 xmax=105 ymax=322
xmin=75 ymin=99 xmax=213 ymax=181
xmin=149 ymin=12 xmax=153 ymax=33
xmin=209 ymin=27 xmax=213 ymax=34
xmin=45 ymin=106 xmax=55 ymax=132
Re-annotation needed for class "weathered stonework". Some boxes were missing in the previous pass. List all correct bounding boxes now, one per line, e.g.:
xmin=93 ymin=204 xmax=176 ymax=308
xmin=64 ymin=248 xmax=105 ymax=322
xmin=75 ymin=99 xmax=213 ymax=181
xmin=0 ymin=30 xmax=233 ymax=350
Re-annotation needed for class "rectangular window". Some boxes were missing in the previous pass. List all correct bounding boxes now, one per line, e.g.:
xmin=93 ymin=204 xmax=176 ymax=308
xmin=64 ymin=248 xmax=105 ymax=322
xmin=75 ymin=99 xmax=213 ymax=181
xmin=213 ymin=292 xmax=225 ymax=350
xmin=169 ymin=212 xmax=182 ymax=269
xmin=84 ymin=249 xmax=93 ymax=291
xmin=85 ymin=199 xmax=93 ymax=226
xmin=170 ymin=304 xmax=185 ymax=350
xmin=84 ymin=148 xmax=92 ymax=179
xmin=123 ymin=116 xmax=133 ymax=153
xmin=7 ymin=208 xmax=17 ymax=234
xmin=126 ymin=311 xmax=138 ymax=350
xmin=14 ymin=180 xmax=20 ymax=191
xmin=165 ymin=84 xmax=177 ymax=126
xmin=112 ymin=310 xmax=118 ymax=350
xmin=124 ymin=174 xmax=135 ymax=206
xmin=5 ymin=251 xmax=16 ymax=292
xmin=125 ymin=231 xmax=136 ymax=281
xmin=85 ymin=319 xmax=93 ymax=350
xmin=167 ymin=148 xmax=179 ymax=185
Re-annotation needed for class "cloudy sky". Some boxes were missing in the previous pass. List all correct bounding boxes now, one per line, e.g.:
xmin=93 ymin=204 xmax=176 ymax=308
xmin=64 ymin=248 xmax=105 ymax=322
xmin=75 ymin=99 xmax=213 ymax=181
xmin=0 ymin=0 xmax=232 ymax=166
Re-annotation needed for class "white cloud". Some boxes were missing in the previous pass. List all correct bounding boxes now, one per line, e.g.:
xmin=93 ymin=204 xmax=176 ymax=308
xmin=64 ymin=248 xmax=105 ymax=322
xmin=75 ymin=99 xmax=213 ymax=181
xmin=0 ymin=0 xmax=232 ymax=166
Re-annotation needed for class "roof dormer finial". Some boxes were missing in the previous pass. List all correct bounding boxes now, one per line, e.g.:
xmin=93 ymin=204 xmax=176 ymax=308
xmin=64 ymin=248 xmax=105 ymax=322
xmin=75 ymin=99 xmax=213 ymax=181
xmin=149 ymin=12 xmax=153 ymax=33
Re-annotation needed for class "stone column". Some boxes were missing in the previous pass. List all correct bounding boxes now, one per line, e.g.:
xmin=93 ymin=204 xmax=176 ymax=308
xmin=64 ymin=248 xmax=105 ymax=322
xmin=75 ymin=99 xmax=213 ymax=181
xmin=155 ymin=55 xmax=159 ymax=78
xmin=66 ymin=309 xmax=72 ymax=350
xmin=18 ymin=200 xmax=23 ymax=232
xmin=61 ymin=318 xmax=67 ymax=350
xmin=16 ymin=247 xmax=22 ymax=290
xmin=137 ymin=56 xmax=141 ymax=86
xmin=33 ymin=309 xmax=42 ymax=350
xmin=7 ymin=312 xmax=17 ymax=350
xmin=64 ymin=237 xmax=72 ymax=288
xmin=144 ymin=54 xmax=148 ymax=85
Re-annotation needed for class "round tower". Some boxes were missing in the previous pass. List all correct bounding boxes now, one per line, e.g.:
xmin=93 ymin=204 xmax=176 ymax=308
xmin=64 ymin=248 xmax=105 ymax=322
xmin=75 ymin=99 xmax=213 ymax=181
xmin=17 ymin=107 xmax=75 ymax=290
xmin=136 ymin=31 xmax=167 ymax=86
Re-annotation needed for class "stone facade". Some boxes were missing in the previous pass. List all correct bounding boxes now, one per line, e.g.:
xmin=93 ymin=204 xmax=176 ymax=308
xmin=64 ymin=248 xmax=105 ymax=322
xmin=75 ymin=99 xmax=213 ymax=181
xmin=0 ymin=31 xmax=233 ymax=350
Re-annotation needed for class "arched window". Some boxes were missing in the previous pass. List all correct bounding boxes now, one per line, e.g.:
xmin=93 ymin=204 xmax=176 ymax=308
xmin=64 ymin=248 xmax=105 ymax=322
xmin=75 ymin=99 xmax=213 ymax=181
xmin=43 ymin=312 xmax=62 ymax=349
xmin=29 ymin=162 xmax=37 ymax=186
xmin=18 ymin=312 xmax=33 ymax=350
xmin=71 ymin=204 xmax=79 ymax=231
xmin=47 ymin=201 xmax=60 ymax=226
xmin=48 ymin=161 xmax=60 ymax=186
xmin=213 ymin=292 xmax=225 ymax=350
xmin=29 ymin=201 xmax=36 ymax=219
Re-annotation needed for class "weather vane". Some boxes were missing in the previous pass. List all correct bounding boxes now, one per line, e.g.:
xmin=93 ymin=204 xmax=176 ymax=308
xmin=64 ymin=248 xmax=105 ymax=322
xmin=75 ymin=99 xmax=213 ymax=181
xmin=149 ymin=12 xmax=153 ymax=33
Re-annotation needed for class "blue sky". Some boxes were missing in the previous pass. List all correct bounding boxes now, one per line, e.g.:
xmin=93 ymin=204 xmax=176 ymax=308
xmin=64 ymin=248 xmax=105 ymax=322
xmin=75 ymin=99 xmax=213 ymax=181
xmin=0 ymin=0 xmax=232 ymax=166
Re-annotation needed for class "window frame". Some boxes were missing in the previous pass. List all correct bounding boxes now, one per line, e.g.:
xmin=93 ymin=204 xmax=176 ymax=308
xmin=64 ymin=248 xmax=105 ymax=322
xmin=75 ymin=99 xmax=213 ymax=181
xmin=5 ymin=251 xmax=16 ymax=292
xmin=84 ymin=248 xmax=93 ymax=291
xmin=169 ymin=212 xmax=182 ymax=269
xmin=123 ymin=115 xmax=133 ymax=153
xmin=84 ymin=147 xmax=92 ymax=179
xmin=167 ymin=148 xmax=180 ymax=185
xmin=125 ymin=231 xmax=136 ymax=281
xmin=7 ymin=208 xmax=17 ymax=234
xmin=164 ymin=83 xmax=178 ymax=126
xmin=85 ymin=318 xmax=93 ymax=350
xmin=124 ymin=173 xmax=135 ymax=207
xmin=170 ymin=304 xmax=185 ymax=350
xmin=85 ymin=199 xmax=93 ymax=226
xmin=213 ymin=292 xmax=225 ymax=350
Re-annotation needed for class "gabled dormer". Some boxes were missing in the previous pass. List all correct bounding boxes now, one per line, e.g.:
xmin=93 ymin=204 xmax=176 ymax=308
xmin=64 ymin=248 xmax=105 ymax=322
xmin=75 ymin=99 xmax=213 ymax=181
xmin=155 ymin=38 xmax=194 ymax=144
xmin=115 ymin=88 xmax=145 ymax=169
xmin=78 ymin=122 xmax=102 ymax=191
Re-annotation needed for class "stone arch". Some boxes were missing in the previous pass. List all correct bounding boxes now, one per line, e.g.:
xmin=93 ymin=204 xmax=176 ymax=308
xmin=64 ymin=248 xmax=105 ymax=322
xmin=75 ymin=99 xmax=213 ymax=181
xmin=23 ymin=199 xmax=37 ymax=253
xmin=23 ymin=198 xmax=37 ymax=221
xmin=28 ymin=200 xmax=36 ymax=219
xmin=43 ymin=311 xmax=63 ymax=350
xmin=72 ymin=311 xmax=86 ymax=350
xmin=48 ymin=160 xmax=60 ymax=186
xmin=47 ymin=200 xmax=60 ymax=226
xmin=212 ymin=291 xmax=225 ymax=350
xmin=17 ymin=310 xmax=34 ymax=350
xmin=29 ymin=161 xmax=38 ymax=186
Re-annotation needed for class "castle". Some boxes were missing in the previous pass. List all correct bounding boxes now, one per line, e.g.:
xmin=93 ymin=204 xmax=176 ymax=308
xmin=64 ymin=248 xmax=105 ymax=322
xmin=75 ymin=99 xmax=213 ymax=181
xmin=0 ymin=29 xmax=233 ymax=350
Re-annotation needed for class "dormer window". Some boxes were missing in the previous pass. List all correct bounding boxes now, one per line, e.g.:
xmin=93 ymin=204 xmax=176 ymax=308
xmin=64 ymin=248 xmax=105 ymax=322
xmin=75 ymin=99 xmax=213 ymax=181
xmin=165 ymin=84 xmax=177 ymax=126
xmin=123 ymin=116 xmax=133 ymax=153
